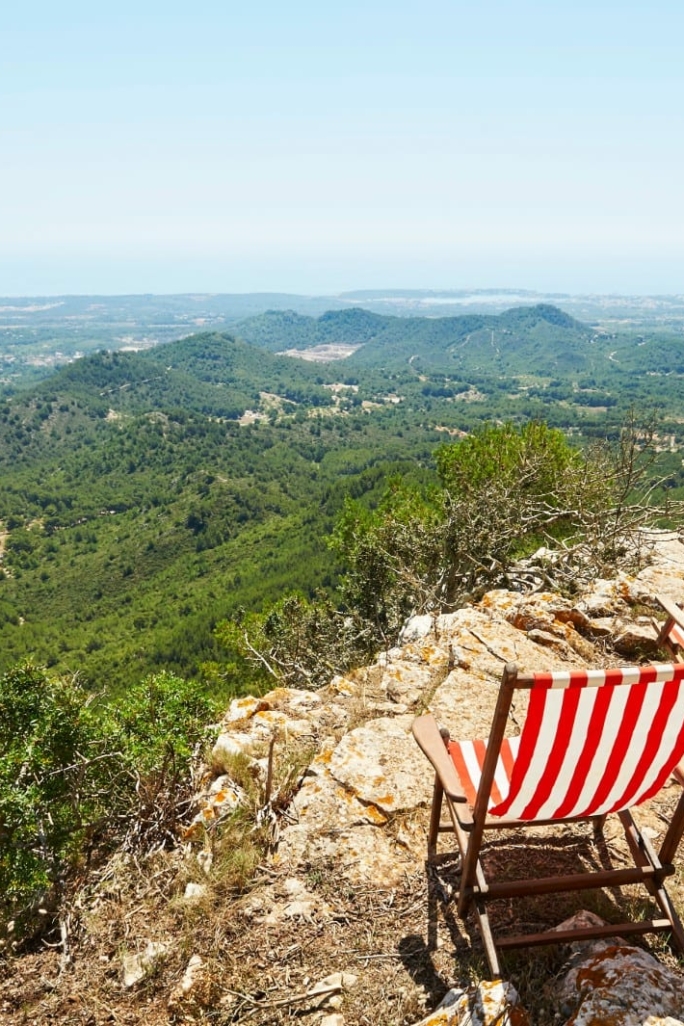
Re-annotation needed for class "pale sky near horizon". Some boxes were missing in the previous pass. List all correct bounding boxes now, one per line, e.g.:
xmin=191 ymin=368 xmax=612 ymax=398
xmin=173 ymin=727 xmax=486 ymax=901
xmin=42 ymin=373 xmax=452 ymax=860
xmin=1 ymin=1 xmax=683 ymax=296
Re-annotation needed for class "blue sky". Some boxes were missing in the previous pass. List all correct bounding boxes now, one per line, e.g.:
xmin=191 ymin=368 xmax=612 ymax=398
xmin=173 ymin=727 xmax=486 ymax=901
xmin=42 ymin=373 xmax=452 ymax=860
xmin=1 ymin=1 xmax=683 ymax=295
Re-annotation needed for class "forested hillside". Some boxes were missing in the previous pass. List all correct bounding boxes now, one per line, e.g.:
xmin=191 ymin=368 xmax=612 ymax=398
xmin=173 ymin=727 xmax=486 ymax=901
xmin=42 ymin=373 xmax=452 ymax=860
xmin=0 ymin=332 xmax=438 ymax=691
xmin=0 ymin=307 xmax=683 ymax=696
xmin=236 ymin=304 xmax=684 ymax=417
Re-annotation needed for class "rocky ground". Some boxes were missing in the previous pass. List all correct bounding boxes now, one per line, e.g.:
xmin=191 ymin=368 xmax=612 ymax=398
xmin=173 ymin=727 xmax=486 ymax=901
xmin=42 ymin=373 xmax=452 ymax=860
xmin=3 ymin=530 xmax=684 ymax=1025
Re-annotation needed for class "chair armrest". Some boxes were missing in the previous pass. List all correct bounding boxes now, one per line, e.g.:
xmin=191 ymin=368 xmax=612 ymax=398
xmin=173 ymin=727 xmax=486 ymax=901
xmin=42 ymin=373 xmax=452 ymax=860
xmin=412 ymin=713 xmax=466 ymax=801
xmin=656 ymin=594 xmax=684 ymax=635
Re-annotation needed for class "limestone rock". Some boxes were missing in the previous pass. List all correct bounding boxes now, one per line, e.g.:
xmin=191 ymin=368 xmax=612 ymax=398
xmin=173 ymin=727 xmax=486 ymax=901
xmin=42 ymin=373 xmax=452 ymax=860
xmin=168 ymin=954 xmax=205 ymax=1011
xmin=183 ymin=775 xmax=246 ymax=839
xmin=211 ymin=687 xmax=324 ymax=776
xmin=122 ymin=941 xmax=169 ymax=988
xmin=275 ymin=714 xmax=432 ymax=882
xmin=211 ymin=732 xmax=256 ymax=773
xmin=480 ymin=589 xmax=586 ymax=633
xmin=327 ymin=715 xmax=433 ymax=813
xmin=413 ymin=981 xmax=528 ymax=1026
xmin=526 ymin=627 xmax=573 ymax=653
xmin=400 ymin=614 xmax=435 ymax=643
xmin=611 ymin=619 xmax=662 ymax=658
xmin=222 ymin=695 xmax=273 ymax=725
xmin=575 ymin=575 xmax=633 ymax=617
xmin=581 ymin=616 xmax=615 ymax=638
xmin=631 ymin=530 xmax=684 ymax=601
xmin=380 ymin=659 xmax=436 ymax=707
xmin=558 ymin=939 xmax=684 ymax=1025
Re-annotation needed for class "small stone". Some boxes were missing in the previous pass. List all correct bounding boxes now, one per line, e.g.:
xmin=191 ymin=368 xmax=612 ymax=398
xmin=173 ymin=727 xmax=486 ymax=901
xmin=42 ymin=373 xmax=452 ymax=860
xmin=183 ymin=882 xmax=207 ymax=901
xmin=168 ymin=954 xmax=204 ymax=1009
xmin=308 ymin=972 xmax=358 ymax=1008
xmin=122 ymin=941 xmax=169 ymax=989
xmin=196 ymin=850 xmax=213 ymax=875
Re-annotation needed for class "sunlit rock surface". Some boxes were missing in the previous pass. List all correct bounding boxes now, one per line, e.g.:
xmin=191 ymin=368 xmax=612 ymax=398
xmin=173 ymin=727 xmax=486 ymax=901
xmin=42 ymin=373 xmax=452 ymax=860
xmin=556 ymin=913 xmax=684 ymax=1025
xmin=412 ymin=981 xmax=529 ymax=1026
xmin=195 ymin=529 xmax=684 ymax=1020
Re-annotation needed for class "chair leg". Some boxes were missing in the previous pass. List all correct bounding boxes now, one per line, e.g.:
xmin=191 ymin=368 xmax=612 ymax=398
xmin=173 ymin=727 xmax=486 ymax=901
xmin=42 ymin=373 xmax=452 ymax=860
xmin=619 ymin=809 xmax=684 ymax=954
xmin=656 ymin=788 xmax=684 ymax=953
xmin=652 ymin=880 xmax=684 ymax=953
xmin=472 ymin=898 xmax=502 ymax=979
xmin=592 ymin=814 xmax=607 ymax=845
xmin=659 ymin=787 xmax=684 ymax=865
xmin=428 ymin=777 xmax=444 ymax=859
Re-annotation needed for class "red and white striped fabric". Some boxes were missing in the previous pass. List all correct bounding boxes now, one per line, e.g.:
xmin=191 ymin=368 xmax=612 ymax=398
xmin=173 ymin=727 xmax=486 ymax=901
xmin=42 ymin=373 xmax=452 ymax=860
xmin=448 ymin=663 xmax=684 ymax=822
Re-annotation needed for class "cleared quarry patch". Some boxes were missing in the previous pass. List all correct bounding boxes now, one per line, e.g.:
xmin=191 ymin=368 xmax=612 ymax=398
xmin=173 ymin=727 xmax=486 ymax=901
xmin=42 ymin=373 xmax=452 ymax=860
xmin=279 ymin=343 xmax=363 ymax=361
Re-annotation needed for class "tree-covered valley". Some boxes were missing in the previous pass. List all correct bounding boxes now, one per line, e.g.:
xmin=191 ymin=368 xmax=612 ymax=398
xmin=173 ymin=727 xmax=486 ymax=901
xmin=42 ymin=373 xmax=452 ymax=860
xmin=1 ymin=302 xmax=683 ymax=698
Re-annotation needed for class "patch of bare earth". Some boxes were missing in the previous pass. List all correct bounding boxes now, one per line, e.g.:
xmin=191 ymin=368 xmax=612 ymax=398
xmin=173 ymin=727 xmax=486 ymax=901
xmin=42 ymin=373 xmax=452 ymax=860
xmin=0 ymin=856 xmax=452 ymax=1025
xmin=279 ymin=344 xmax=362 ymax=362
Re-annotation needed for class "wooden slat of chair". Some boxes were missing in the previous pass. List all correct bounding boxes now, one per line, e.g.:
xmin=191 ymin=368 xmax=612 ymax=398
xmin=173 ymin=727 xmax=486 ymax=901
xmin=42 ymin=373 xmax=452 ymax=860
xmin=655 ymin=594 xmax=684 ymax=662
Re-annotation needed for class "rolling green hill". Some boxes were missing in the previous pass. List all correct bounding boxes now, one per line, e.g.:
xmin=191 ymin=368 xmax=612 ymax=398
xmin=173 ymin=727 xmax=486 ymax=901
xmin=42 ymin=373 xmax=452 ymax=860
xmin=236 ymin=304 xmax=593 ymax=369
xmin=235 ymin=302 xmax=684 ymax=376
xmin=0 ymin=332 xmax=440 ymax=692
xmin=234 ymin=307 xmax=387 ymax=352
xmin=0 ymin=308 xmax=683 ymax=697
xmin=236 ymin=303 xmax=684 ymax=418
xmin=52 ymin=332 xmax=335 ymax=417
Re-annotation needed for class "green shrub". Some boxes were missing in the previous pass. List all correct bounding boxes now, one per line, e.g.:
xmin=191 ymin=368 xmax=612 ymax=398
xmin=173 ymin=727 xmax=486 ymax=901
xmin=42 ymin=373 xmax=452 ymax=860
xmin=113 ymin=671 xmax=217 ymax=776
xmin=0 ymin=665 xmax=218 ymax=942
xmin=0 ymin=665 xmax=101 ymax=935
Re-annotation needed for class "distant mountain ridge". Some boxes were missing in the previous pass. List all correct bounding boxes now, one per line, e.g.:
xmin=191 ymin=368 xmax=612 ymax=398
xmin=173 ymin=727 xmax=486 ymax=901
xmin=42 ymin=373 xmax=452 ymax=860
xmin=4 ymin=291 xmax=684 ymax=394
xmin=235 ymin=303 xmax=596 ymax=375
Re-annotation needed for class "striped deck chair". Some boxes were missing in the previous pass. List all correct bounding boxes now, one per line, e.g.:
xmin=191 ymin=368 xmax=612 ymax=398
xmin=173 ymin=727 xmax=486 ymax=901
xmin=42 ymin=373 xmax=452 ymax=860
xmin=656 ymin=594 xmax=684 ymax=662
xmin=412 ymin=661 xmax=684 ymax=977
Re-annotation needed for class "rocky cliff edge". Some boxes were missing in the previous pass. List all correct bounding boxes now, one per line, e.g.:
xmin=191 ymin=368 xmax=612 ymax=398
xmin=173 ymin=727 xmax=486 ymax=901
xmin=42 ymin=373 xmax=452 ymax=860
xmin=174 ymin=529 xmax=684 ymax=1025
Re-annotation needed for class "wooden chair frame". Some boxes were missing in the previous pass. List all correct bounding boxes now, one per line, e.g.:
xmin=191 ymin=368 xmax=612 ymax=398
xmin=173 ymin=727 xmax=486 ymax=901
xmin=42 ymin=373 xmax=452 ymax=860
xmin=413 ymin=662 xmax=684 ymax=977
xmin=656 ymin=594 xmax=684 ymax=662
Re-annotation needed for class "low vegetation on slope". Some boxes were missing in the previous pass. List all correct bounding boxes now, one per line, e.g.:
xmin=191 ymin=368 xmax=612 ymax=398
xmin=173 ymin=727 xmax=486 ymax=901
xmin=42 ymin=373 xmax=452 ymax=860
xmin=220 ymin=419 xmax=677 ymax=692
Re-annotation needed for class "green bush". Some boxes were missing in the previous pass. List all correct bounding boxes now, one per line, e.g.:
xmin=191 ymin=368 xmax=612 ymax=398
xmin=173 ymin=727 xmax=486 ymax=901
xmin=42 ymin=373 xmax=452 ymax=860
xmin=0 ymin=665 xmax=101 ymax=935
xmin=113 ymin=670 xmax=217 ymax=775
xmin=0 ymin=665 xmax=218 ymax=942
